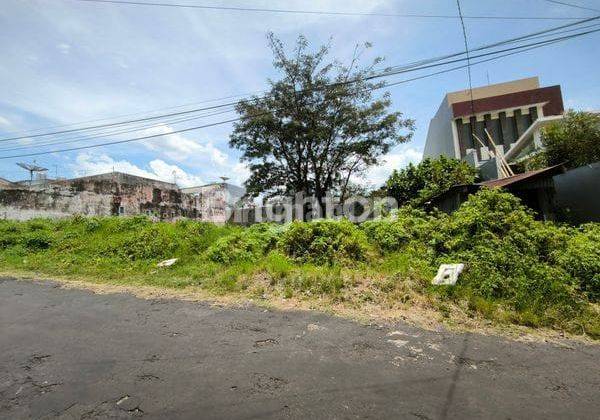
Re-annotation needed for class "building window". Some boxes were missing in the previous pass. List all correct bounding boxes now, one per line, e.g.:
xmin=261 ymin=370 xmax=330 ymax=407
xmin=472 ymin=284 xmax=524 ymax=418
xmin=118 ymin=206 xmax=125 ymax=215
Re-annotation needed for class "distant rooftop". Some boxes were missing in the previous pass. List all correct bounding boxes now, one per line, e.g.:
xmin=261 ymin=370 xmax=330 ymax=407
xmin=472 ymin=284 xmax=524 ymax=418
xmin=62 ymin=171 xmax=177 ymax=188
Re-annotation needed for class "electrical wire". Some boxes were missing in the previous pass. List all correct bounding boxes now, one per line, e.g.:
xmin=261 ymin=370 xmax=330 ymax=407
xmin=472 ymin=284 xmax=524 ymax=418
xmin=2 ymin=27 xmax=598 ymax=160
xmin=455 ymin=0 xmax=476 ymax=116
xmin=6 ymin=90 xmax=264 ymax=136
xmin=3 ymin=15 xmax=599 ymax=143
xmin=75 ymin=0 xmax=588 ymax=21
xmin=76 ymin=0 xmax=581 ymax=20
xmin=384 ymin=36 xmax=577 ymax=88
xmin=0 ymin=107 xmax=238 ymax=152
xmin=541 ymin=0 xmax=600 ymax=13
xmin=3 ymin=27 xmax=600 ymax=153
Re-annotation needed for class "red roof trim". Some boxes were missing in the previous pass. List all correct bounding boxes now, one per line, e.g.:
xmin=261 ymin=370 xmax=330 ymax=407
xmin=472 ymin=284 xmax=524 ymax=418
xmin=452 ymin=86 xmax=564 ymax=119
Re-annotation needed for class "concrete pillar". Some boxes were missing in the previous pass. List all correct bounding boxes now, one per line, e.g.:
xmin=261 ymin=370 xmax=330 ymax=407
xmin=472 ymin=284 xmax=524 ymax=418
xmin=499 ymin=112 xmax=515 ymax=147
xmin=484 ymin=114 xmax=502 ymax=147
xmin=515 ymin=109 xmax=532 ymax=138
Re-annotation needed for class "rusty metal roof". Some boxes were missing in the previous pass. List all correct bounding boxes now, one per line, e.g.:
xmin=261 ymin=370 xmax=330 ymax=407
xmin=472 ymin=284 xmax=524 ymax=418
xmin=479 ymin=164 xmax=565 ymax=188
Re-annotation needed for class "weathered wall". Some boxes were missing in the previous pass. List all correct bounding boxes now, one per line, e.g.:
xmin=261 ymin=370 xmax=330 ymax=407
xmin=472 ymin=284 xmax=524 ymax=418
xmin=423 ymin=97 xmax=458 ymax=160
xmin=0 ymin=178 xmax=16 ymax=189
xmin=0 ymin=173 xmax=234 ymax=222
xmin=0 ymin=172 xmax=254 ymax=223
xmin=0 ymin=188 xmax=114 ymax=221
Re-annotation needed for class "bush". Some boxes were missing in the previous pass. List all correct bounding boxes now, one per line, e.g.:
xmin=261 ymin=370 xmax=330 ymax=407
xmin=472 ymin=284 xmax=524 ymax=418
xmin=177 ymin=221 xmax=238 ymax=254
xmin=431 ymin=188 xmax=585 ymax=325
xmin=102 ymin=224 xmax=180 ymax=261
xmin=0 ymin=221 xmax=22 ymax=249
xmin=206 ymin=223 xmax=281 ymax=264
xmin=553 ymin=224 xmax=600 ymax=301
xmin=362 ymin=219 xmax=410 ymax=252
xmin=278 ymin=219 xmax=370 ymax=265
xmin=362 ymin=208 xmax=438 ymax=253
xmin=22 ymin=231 xmax=53 ymax=251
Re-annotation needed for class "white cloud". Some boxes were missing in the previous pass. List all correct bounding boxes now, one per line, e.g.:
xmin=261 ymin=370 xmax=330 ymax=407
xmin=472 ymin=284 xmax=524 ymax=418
xmin=140 ymin=124 xmax=229 ymax=166
xmin=71 ymin=153 xmax=205 ymax=187
xmin=136 ymin=123 xmax=251 ymax=185
xmin=148 ymin=159 xmax=204 ymax=187
xmin=358 ymin=146 xmax=422 ymax=188
xmin=0 ymin=116 xmax=11 ymax=128
xmin=57 ymin=43 xmax=71 ymax=54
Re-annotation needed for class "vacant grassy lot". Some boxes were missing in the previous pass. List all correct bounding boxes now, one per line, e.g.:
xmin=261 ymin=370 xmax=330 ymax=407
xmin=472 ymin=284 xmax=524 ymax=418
xmin=1 ymin=189 xmax=599 ymax=339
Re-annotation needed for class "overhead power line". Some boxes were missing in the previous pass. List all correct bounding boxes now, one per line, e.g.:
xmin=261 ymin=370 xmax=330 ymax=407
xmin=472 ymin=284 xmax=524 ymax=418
xmin=0 ymin=107 xmax=238 ymax=152
xmin=5 ymin=15 xmax=598 ymax=141
xmin=384 ymin=36 xmax=578 ymax=88
xmin=0 ymin=116 xmax=255 ymax=160
xmin=455 ymin=0 xmax=476 ymax=116
xmin=0 ymin=98 xmax=253 ymax=142
xmin=2 ymin=27 xmax=599 ymax=159
xmin=6 ymin=90 xmax=263 ymax=136
xmin=541 ymin=0 xmax=600 ymax=13
xmin=3 ymin=14 xmax=599 ymax=144
xmin=75 ymin=0 xmax=587 ymax=21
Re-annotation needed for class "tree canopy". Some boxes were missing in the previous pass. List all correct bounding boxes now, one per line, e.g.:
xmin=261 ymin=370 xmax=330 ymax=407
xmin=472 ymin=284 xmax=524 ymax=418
xmin=384 ymin=156 xmax=478 ymax=207
xmin=229 ymin=34 xmax=414 ymax=205
xmin=542 ymin=110 xmax=600 ymax=169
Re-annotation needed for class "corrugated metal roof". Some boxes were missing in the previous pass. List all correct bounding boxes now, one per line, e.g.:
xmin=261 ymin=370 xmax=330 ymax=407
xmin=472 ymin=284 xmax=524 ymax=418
xmin=479 ymin=164 xmax=565 ymax=188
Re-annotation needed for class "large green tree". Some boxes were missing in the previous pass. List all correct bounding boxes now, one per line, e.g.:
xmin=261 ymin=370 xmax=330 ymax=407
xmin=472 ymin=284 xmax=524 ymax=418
xmin=385 ymin=156 xmax=478 ymax=207
xmin=229 ymin=34 xmax=414 ymax=207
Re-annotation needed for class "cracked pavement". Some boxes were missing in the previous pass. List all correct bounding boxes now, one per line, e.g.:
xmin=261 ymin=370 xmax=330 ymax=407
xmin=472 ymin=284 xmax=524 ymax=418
xmin=1 ymin=278 xmax=599 ymax=419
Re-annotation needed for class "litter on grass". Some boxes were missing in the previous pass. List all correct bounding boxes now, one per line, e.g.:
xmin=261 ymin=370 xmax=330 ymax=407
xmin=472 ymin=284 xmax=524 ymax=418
xmin=157 ymin=258 xmax=178 ymax=268
xmin=432 ymin=264 xmax=464 ymax=286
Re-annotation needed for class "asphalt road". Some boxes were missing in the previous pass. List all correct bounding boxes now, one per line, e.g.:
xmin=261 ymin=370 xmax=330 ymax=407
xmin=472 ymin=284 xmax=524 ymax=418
xmin=1 ymin=278 xmax=599 ymax=419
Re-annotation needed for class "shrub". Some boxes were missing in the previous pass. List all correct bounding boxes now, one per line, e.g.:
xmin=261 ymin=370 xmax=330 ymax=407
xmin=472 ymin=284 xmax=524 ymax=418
xmin=26 ymin=219 xmax=53 ymax=231
xmin=278 ymin=219 xmax=370 ymax=265
xmin=0 ymin=220 xmax=22 ymax=249
xmin=21 ymin=231 xmax=53 ymax=251
xmin=362 ymin=219 xmax=410 ymax=252
xmin=553 ymin=224 xmax=600 ymax=301
xmin=431 ymin=188 xmax=585 ymax=324
xmin=0 ymin=233 xmax=20 ymax=249
xmin=178 ymin=221 xmax=238 ymax=254
xmin=206 ymin=223 xmax=281 ymax=264
xmin=106 ymin=215 xmax=152 ymax=233
xmin=362 ymin=208 xmax=437 ymax=253
xmin=541 ymin=110 xmax=600 ymax=169
xmin=102 ymin=224 xmax=180 ymax=261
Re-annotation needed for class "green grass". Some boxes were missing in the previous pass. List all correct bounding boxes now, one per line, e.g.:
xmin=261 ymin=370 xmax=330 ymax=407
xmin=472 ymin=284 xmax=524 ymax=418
xmin=1 ymin=194 xmax=599 ymax=340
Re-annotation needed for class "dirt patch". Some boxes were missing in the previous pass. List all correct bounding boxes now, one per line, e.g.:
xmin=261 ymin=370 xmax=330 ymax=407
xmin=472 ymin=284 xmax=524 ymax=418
xmin=1 ymin=270 xmax=597 ymax=346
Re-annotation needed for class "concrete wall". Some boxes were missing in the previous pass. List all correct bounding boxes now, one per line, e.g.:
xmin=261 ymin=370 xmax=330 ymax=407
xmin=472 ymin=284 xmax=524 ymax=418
xmin=0 ymin=173 xmax=229 ymax=222
xmin=0 ymin=188 xmax=114 ymax=221
xmin=423 ymin=97 xmax=458 ymax=160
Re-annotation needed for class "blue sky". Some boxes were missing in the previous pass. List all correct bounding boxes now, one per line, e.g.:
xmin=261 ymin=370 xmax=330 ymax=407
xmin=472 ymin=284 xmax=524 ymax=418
xmin=0 ymin=0 xmax=599 ymax=187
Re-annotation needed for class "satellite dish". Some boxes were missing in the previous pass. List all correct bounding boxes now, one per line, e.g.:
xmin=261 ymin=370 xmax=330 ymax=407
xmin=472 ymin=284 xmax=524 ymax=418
xmin=219 ymin=176 xmax=230 ymax=183
xmin=17 ymin=162 xmax=48 ymax=172
xmin=17 ymin=161 xmax=48 ymax=185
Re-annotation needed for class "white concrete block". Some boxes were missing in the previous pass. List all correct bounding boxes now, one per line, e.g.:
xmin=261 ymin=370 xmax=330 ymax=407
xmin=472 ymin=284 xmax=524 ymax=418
xmin=432 ymin=264 xmax=465 ymax=286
